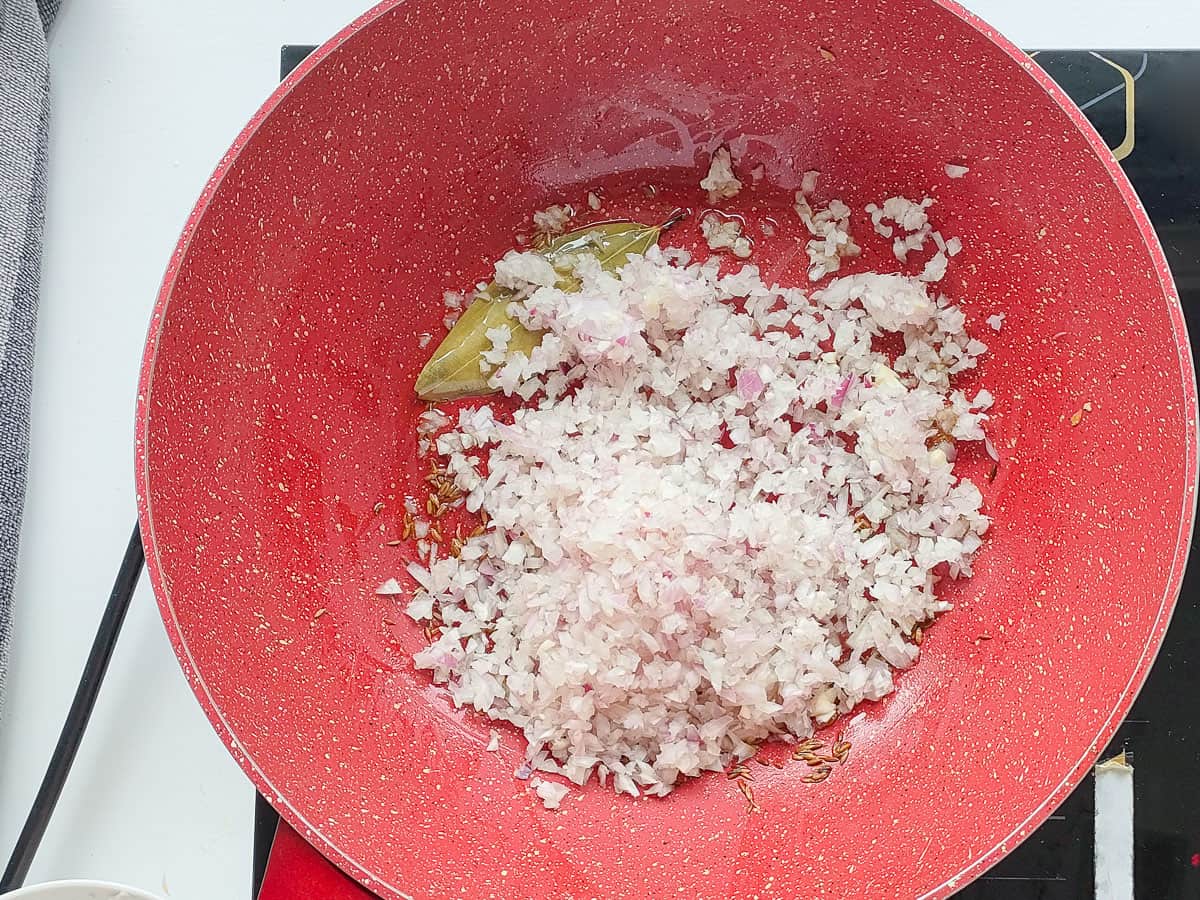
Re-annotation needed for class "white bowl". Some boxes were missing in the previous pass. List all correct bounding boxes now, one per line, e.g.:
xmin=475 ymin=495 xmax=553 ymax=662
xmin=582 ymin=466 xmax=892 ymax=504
xmin=3 ymin=881 xmax=162 ymax=900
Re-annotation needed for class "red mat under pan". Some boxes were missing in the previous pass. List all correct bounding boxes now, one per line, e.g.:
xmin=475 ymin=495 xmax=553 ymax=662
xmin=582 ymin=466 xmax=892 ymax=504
xmin=138 ymin=0 xmax=1197 ymax=897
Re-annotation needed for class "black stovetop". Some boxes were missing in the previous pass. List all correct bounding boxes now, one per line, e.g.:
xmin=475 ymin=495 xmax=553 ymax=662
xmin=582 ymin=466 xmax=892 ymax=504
xmin=254 ymin=48 xmax=1200 ymax=900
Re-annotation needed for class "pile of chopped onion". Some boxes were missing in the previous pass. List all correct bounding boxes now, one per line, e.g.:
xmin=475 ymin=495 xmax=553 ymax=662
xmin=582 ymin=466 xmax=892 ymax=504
xmin=404 ymin=196 xmax=991 ymax=809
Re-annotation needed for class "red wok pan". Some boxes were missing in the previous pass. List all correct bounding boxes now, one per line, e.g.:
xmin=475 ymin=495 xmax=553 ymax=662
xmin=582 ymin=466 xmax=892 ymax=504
xmin=135 ymin=0 xmax=1198 ymax=896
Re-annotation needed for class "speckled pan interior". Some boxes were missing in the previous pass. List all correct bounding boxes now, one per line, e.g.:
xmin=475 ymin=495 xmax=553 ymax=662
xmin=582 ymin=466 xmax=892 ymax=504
xmin=135 ymin=0 xmax=1197 ymax=897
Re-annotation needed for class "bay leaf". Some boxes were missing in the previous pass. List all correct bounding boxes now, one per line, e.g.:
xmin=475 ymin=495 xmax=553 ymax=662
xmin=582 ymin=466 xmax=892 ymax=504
xmin=415 ymin=221 xmax=663 ymax=402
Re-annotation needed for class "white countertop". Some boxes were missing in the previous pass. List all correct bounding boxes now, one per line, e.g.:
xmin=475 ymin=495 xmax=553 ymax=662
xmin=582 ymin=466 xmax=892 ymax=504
xmin=1 ymin=1 xmax=1197 ymax=898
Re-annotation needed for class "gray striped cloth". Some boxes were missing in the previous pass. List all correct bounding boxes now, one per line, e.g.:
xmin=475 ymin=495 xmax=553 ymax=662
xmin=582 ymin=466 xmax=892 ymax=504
xmin=0 ymin=0 xmax=58 ymax=707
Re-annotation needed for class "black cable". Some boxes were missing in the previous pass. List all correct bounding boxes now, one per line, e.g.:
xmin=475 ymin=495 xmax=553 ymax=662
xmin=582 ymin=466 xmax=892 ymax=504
xmin=0 ymin=522 xmax=144 ymax=893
